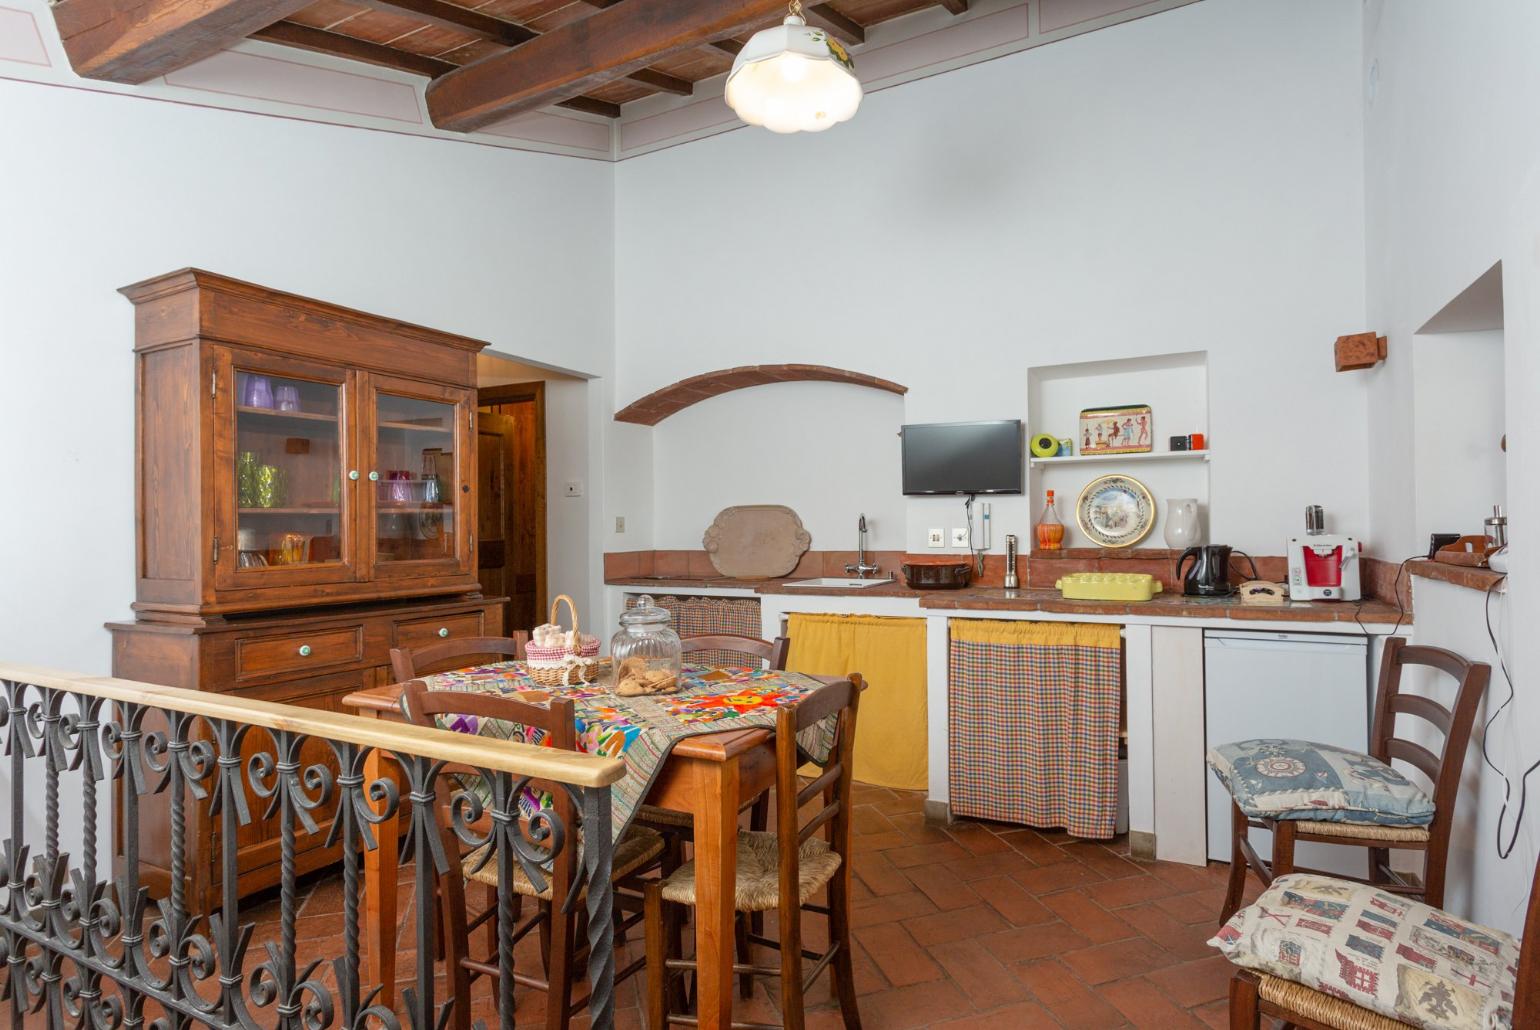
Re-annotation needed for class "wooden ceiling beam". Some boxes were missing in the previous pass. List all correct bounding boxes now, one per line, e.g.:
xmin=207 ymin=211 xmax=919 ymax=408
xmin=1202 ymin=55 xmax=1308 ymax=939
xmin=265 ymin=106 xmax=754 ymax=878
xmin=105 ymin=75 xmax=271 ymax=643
xmin=712 ymin=39 xmax=744 ymax=56
xmin=937 ymin=0 xmax=969 ymax=13
xmin=556 ymin=95 xmax=621 ymax=118
xmin=252 ymin=20 xmax=455 ymax=76
xmin=426 ymin=0 xmax=788 ymax=132
xmin=626 ymin=67 xmax=693 ymax=96
xmin=352 ymin=0 xmax=535 ymax=47
xmin=804 ymin=4 xmax=864 ymax=46
xmin=49 ymin=0 xmax=311 ymax=82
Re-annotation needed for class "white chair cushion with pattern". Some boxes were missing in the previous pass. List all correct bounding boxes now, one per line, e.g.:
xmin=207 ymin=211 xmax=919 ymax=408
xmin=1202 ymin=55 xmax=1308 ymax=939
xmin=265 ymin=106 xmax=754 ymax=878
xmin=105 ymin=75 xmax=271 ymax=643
xmin=1207 ymin=739 xmax=1436 ymax=826
xmin=1209 ymin=873 xmax=1519 ymax=1030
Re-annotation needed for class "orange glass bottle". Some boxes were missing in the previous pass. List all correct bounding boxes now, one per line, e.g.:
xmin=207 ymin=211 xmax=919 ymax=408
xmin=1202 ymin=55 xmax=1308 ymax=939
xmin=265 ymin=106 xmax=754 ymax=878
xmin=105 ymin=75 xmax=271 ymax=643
xmin=1035 ymin=489 xmax=1065 ymax=550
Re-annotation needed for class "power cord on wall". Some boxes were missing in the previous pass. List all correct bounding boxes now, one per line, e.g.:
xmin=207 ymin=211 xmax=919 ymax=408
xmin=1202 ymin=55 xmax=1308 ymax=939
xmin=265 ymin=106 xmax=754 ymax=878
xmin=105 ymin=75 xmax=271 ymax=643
xmin=1479 ymin=575 xmax=1540 ymax=860
xmin=1351 ymin=554 xmax=1422 ymax=637
xmin=963 ymin=494 xmax=984 ymax=577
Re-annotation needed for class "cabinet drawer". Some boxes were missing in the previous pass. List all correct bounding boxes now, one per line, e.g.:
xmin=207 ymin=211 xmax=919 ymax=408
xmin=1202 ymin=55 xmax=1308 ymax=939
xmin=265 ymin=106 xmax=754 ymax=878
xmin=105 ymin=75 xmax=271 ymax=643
xmin=235 ymin=626 xmax=364 ymax=679
xmin=394 ymin=611 xmax=486 ymax=651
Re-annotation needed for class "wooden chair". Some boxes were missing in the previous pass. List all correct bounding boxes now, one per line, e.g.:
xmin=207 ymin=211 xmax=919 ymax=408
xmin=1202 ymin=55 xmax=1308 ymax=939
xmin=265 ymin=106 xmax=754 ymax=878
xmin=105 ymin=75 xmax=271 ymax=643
xmin=680 ymin=633 xmax=791 ymax=672
xmin=644 ymin=674 xmax=865 ymax=1030
xmin=389 ymin=632 xmax=529 ymax=683
xmin=1220 ymin=637 xmax=1490 ymax=924
xmin=1228 ymin=848 xmax=1539 ymax=1028
xmin=400 ymin=681 xmax=665 ymax=1030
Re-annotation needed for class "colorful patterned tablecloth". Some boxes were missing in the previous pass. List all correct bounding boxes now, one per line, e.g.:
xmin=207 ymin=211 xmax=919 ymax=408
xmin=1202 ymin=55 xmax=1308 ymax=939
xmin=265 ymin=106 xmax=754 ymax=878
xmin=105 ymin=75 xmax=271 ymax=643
xmin=417 ymin=661 xmax=839 ymax=840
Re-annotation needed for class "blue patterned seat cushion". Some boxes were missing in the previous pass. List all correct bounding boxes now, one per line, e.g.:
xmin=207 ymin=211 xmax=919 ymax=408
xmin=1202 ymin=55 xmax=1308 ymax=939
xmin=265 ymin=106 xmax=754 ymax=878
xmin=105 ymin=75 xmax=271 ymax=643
xmin=1207 ymin=739 xmax=1435 ymax=826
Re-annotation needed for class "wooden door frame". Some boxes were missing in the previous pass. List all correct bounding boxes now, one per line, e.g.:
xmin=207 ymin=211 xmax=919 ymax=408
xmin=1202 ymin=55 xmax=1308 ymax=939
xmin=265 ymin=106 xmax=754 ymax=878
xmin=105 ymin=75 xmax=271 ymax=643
xmin=477 ymin=381 xmax=547 ymax=625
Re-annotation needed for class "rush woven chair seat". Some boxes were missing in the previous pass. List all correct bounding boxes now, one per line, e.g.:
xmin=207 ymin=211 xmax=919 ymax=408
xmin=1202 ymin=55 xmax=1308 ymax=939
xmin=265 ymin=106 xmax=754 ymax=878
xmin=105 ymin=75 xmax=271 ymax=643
xmin=1214 ymin=852 xmax=1540 ymax=1030
xmin=401 ymin=680 xmax=667 ymax=1030
xmin=1210 ymin=638 xmax=1489 ymax=924
xmin=645 ymin=674 xmax=865 ymax=1030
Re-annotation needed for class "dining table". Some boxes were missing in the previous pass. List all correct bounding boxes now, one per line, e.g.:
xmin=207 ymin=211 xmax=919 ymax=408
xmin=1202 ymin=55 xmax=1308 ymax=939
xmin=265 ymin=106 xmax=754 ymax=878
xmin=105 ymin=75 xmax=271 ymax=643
xmin=342 ymin=661 xmax=844 ymax=1030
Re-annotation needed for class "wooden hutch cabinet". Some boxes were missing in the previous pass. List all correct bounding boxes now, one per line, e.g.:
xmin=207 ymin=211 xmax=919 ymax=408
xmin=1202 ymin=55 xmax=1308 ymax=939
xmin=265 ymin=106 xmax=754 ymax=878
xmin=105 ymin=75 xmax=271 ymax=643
xmin=109 ymin=269 xmax=505 ymax=912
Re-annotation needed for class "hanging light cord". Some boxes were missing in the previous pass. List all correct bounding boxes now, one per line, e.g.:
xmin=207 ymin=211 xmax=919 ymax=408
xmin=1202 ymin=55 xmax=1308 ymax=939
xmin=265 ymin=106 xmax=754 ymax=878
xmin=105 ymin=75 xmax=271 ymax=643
xmin=788 ymin=0 xmax=804 ymax=17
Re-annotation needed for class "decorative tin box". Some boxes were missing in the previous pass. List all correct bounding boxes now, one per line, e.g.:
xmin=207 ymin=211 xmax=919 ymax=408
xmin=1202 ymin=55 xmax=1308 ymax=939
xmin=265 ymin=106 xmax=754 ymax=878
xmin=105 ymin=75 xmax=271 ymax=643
xmin=1079 ymin=404 xmax=1153 ymax=455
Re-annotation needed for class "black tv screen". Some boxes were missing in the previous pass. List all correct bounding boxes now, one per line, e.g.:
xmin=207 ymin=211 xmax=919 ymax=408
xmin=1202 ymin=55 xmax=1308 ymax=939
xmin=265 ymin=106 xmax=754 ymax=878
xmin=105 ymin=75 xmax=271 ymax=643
xmin=901 ymin=420 xmax=1024 ymax=495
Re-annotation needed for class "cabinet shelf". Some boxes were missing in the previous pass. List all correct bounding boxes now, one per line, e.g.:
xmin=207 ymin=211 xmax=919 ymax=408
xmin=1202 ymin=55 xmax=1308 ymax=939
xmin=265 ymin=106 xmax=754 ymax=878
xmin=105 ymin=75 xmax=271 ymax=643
xmin=238 ymin=507 xmax=341 ymax=515
xmin=236 ymin=405 xmax=338 ymax=424
xmin=1030 ymin=450 xmax=1210 ymax=467
xmin=378 ymin=419 xmax=452 ymax=433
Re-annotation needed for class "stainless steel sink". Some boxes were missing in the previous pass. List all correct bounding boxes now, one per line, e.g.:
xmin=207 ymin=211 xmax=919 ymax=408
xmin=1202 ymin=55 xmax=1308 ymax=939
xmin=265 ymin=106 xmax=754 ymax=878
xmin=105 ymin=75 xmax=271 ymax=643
xmin=781 ymin=577 xmax=889 ymax=589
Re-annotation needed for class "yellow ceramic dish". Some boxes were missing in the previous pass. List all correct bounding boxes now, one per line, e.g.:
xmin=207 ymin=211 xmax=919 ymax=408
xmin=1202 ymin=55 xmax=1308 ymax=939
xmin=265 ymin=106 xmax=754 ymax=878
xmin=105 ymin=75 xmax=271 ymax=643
xmin=1054 ymin=572 xmax=1163 ymax=602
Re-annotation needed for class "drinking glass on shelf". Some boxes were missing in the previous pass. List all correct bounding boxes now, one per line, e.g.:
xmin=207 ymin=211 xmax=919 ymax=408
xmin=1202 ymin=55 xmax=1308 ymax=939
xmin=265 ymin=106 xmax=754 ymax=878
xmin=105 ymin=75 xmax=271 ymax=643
xmin=255 ymin=465 xmax=287 ymax=508
xmin=273 ymin=384 xmax=301 ymax=412
xmin=277 ymin=532 xmax=308 ymax=565
xmin=237 ymin=451 xmax=261 ymax=508
xmin=242 ymin=375 xmax=274 ymax=409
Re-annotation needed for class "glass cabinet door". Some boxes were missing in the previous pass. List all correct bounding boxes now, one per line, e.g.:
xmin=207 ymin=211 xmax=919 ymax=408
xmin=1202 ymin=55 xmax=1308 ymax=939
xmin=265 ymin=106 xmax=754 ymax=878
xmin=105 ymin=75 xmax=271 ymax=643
xmin=365 ymin=375 xmax=472 ymax=577
xmin=214 ymin=349 xmax=357 ymax=590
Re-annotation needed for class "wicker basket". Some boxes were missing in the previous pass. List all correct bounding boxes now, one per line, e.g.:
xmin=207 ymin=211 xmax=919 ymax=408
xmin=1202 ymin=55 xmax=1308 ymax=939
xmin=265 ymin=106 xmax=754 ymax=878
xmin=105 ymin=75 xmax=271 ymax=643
xmin=525 ymin=594 xmax=601 ymax=686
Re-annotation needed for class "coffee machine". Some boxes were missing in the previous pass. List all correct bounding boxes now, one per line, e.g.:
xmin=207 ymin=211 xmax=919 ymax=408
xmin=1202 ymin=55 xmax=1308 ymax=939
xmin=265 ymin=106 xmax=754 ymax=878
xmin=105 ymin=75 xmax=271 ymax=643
xmin=1287 ymin=505 xmax=1361 ymax=602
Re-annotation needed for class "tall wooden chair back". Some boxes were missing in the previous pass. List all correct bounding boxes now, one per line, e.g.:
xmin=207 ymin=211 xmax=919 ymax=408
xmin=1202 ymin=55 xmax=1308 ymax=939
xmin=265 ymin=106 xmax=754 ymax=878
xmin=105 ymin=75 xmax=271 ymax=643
xmin=390 ymin=631 xmax=529 ymax=683
xmin=1517 ymin=847 xmax=1540 ymax=1026
xmin=680 ymin=633 xmax=790 ymax=671
xmin=399 ymin=680 xmax=578 ymax=897
xmin=1368 ymin=637 xmax=1491 ymax=902
xmin=773 ymin=674 xmax=862 ymax=1013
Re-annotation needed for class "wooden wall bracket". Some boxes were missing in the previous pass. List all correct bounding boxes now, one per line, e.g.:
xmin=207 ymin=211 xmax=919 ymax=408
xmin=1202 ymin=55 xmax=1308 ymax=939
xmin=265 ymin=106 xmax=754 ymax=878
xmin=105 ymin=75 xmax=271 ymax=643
xmin=1335 ymin=332 xmax=1388 ymax=372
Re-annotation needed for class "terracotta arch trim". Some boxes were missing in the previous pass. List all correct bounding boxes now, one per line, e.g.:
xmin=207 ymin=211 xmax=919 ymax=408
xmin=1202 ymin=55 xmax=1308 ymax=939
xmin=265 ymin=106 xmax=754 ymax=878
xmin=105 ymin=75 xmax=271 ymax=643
xmin=614 ymin=364 xmax=908 ymax=426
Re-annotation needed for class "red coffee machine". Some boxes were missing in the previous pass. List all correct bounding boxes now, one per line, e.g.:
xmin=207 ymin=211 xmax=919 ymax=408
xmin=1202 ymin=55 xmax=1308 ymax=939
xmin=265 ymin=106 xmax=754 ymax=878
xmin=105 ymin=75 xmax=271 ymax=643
xmin=1287 ymin=505 xmax=1361 ymax=602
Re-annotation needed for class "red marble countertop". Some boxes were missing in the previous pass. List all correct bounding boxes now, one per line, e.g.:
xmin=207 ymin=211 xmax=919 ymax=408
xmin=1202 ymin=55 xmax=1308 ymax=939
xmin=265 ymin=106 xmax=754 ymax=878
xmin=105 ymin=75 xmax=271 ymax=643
xmin=604 ymin=577 xmax=1409 ymax=626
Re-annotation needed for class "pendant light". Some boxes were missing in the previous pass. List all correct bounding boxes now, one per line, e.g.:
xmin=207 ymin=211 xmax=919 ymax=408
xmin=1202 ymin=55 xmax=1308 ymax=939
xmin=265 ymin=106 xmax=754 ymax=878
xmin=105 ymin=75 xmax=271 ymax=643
xmin=724 ymin=0 xmax=863 ymax=134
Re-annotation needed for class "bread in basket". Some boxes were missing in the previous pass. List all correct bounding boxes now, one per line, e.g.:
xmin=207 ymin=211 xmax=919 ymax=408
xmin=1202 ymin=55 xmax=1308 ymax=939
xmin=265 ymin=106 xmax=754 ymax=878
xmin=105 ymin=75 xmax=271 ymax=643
xmin=524 ymin=595 xmax=601 ymax=686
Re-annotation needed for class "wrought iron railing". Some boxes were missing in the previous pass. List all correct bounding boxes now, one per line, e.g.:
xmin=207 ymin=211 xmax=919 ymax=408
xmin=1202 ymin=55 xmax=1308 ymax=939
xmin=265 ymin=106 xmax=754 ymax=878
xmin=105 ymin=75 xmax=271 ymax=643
xmin=0 ymin=664 xmax=625 ymax=1030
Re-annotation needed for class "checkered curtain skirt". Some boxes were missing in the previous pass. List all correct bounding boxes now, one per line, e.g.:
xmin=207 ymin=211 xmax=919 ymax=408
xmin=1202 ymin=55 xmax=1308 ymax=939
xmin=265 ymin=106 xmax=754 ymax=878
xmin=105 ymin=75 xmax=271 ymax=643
xmin=626 ymin=595 xmax=766 ymax=668
xmin=948 ymin=621 xmax=1122 ymax=838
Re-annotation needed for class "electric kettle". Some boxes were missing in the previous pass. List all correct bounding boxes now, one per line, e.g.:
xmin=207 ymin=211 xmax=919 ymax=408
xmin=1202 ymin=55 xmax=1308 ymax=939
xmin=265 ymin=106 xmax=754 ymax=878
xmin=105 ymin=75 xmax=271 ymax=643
xmin=1176 ymin=545 xmax=1258 ymax=597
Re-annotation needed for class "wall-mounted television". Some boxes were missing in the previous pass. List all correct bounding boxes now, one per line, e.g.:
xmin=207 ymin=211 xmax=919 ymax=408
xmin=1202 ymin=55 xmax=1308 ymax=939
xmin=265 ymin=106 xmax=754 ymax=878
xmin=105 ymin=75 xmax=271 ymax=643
xmin=900 ymin=420 xmax=1024 ymax=496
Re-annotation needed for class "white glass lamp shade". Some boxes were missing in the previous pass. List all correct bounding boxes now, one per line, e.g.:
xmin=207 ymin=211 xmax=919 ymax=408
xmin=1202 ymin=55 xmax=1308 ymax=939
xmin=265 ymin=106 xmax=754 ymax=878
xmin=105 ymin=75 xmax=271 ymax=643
xmin=724 ymin=14 xmax=862 ymax=133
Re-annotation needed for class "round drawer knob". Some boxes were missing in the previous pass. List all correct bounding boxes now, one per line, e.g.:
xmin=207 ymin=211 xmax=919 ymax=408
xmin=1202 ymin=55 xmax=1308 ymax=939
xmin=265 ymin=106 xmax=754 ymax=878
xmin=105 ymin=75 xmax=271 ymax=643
xmin=348 ymin=470 xmax=360 ymax=481
xmin=438 ymin=627 xmax=450 ymax=638
xmin=298 ymin=645 xmax=312 ymax=657
xmin=368 ymin=471 xmax=380 ymax=482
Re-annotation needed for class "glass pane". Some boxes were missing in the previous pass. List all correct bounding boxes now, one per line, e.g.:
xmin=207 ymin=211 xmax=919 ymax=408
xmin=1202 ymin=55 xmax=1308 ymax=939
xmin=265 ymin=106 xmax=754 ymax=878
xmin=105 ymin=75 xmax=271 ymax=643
xmin=234 ymin=371 xmax=344 ymax=569
xmin=375 ymin=392 xmax=457 ymax=564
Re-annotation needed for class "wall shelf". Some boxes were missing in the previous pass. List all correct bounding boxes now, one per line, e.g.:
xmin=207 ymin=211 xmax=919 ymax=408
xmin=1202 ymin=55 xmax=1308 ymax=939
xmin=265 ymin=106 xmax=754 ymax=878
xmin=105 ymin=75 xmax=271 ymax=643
xmin=1031 ymin=450 xmax=1210 ymax=467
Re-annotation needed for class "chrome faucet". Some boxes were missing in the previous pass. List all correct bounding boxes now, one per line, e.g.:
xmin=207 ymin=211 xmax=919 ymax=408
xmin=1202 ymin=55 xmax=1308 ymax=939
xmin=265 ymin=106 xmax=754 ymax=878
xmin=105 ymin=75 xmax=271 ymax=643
xmin=845 ymin=513 xmax=880 ymax=579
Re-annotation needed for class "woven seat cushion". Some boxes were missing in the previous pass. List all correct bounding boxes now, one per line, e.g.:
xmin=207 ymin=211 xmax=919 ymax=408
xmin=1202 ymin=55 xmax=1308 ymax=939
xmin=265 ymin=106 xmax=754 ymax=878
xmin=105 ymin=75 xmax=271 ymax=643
xmin=1208 ymin=739 xmax=1435 ymax=826
xmin=660 ymin=830 xmax=842 ymax=912
xmin=635 ymin=803 xmax=694 ymax=830
xmin=1295 ymin=820 xmax=1431 ymax=844
xmin=463 ymin=825 xmax=664 ymax=901
xmin=1210 ymin=873 xmax=1519 ymax=1030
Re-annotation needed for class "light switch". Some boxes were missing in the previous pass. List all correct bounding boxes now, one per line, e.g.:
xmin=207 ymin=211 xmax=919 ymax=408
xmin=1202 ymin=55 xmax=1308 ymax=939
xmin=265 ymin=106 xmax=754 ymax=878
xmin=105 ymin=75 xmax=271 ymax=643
xmin=615 ymin=516 xmax=626 ymax=533
xmin=563 ymin=481 xmax=584 ymax=497
xmin=950 ymin=528 xmax=969 ymax=547
xmin=927 ymin=528 xmax=945 ymax=547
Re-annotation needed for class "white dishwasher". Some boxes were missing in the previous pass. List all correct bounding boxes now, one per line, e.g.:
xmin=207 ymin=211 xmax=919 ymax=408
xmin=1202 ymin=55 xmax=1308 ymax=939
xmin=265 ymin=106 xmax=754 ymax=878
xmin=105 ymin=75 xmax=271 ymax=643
xmin=1203 ymin=630 xmax=1370 ymax=875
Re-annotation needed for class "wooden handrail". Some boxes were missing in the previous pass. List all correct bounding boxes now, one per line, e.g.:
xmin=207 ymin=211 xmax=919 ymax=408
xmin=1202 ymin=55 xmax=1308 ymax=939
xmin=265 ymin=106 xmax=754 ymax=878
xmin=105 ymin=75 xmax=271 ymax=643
xmin=0 ymin=663 xmax=625 ymax=788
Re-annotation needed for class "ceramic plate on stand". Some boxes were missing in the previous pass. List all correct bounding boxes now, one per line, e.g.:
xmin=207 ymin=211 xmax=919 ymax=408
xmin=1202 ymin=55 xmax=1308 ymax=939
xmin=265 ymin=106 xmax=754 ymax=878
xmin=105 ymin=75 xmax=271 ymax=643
xmin=1076 ymin=474 xmax=1155 ymax=548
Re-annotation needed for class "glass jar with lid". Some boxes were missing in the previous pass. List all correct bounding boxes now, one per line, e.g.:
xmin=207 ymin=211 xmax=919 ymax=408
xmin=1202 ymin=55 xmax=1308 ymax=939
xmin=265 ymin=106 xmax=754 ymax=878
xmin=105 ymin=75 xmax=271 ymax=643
xmin=610 ymin=596 xmax=683 ymax=694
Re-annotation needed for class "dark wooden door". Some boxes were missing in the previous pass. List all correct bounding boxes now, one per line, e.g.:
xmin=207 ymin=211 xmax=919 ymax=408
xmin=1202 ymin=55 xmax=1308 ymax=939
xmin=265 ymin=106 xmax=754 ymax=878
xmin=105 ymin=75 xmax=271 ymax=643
xmin=477 ymin=412 xmax=515 ymax=631
xmin=476 ymin=384 xmax=544 ymax=634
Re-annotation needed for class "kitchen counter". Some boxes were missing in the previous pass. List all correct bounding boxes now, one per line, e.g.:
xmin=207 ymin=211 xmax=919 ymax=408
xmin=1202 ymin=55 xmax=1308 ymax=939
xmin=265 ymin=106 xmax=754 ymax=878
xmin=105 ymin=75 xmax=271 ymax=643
xmin=604 ymin=576 xmax=1409 ymax=626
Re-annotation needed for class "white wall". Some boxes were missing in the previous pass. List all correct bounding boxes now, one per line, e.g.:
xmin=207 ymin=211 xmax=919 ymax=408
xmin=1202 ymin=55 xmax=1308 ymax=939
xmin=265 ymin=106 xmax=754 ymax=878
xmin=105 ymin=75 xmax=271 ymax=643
xmin=0 ymin=77 xmax=614 ymax=867
xmin=613 ymin=0 xmax=1369 ymax=559
xmin=650 ymin=383 xmax=906 ymax=551
xmin=1362 ymin=0 xmax=1540 ymax=933
xmin=1410 ymin=330 xmax=1506 ymax=544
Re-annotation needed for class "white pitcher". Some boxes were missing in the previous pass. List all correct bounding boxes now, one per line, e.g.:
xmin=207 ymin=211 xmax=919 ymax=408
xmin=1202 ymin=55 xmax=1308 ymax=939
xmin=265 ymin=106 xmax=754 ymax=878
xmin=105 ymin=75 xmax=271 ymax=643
xmin=1163 ymin=498 xmax=1201 ymax=549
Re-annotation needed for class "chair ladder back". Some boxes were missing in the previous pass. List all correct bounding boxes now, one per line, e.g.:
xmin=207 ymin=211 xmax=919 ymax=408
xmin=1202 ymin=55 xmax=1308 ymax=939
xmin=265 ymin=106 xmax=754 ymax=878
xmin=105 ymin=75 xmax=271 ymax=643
xmin=773 ymin=674 xmax=862 ymax=1025
xmin=399 ymin=681 xmax=580 ymax=896
xmin=390 ymin=632 xmax=530 ymax=682
xmin=1370 ymin=638 xmax=1491 ymax=816
xmin=1515 ymin=851 xmax=1540 ymax=1027
xmin=1384 ymin=737 xmax=1442 ymax=784
xmin=679 ymin=634 xmax=791 ymax=671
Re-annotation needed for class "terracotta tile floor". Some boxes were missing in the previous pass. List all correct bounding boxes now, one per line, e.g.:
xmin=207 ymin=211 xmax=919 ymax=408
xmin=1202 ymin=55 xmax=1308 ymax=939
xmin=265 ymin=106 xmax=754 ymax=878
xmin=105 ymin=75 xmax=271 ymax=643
xmin=236 ymin=784 xmax=1272 ymax=1028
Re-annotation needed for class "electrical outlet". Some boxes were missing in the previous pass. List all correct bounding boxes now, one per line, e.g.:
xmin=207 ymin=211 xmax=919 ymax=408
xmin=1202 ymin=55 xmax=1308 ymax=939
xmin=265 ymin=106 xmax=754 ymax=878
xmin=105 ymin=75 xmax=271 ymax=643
xmin=927 ymin=528 xmax=945 ymax=548
xmin=950 ymin=527 xmax=969 ymax=547
xmin=563 ymin=481 xmax=583 ymax=497
xmin=614 ymin=516 xmax=626 ymax=533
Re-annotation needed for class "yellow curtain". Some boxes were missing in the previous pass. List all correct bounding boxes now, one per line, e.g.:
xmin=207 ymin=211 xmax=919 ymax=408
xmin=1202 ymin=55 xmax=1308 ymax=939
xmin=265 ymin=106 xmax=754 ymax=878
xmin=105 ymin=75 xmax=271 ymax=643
xmin=786 ymin=614 xmax=927 ymax=791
